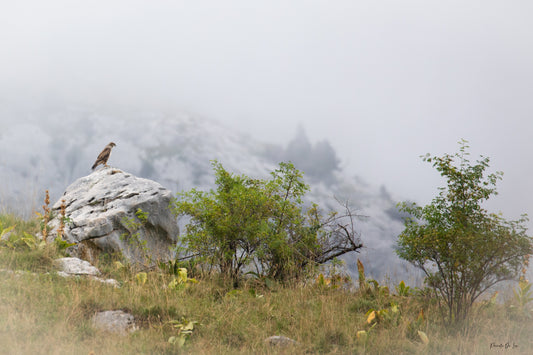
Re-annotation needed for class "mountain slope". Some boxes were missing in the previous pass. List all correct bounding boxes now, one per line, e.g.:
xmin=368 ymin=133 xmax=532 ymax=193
xmin=0 ymin=106 xmax=414 ymax=281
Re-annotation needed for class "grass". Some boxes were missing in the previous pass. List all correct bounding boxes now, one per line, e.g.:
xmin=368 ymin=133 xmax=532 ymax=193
xmin=1 ymin=214 xmax=532 ymax=354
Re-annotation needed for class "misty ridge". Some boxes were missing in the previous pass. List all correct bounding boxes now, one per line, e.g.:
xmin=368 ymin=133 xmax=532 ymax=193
xmin=0 ymin=105 xmax=414 ymax=282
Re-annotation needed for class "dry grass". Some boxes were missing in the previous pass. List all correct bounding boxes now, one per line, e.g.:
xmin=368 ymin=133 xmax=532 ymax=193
xmin=1 ymin=215 xmax=532 ymax=354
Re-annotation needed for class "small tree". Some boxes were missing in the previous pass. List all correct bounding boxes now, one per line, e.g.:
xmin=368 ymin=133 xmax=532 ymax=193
xmin=172 ymin=161 xmax=362 ymax=282
xmin=397 ymin=140 xmax=532 ymax=324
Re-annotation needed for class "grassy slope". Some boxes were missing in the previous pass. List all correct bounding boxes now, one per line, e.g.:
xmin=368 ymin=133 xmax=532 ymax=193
xmin=1 ymin=216 xmax=532 ymax=354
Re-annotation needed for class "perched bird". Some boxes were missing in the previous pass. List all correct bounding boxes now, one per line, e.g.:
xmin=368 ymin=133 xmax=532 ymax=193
xmin=91 ymin=142 xmax=116 ymax=170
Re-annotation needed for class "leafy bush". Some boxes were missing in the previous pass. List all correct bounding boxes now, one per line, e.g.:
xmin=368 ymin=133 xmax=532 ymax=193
xmin=172 ymin=161 xmax=362 ymax=282
xmin=396 ymin=140 xmax=533 ymax=324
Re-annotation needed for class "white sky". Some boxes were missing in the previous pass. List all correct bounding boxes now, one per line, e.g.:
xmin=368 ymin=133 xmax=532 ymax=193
xmin=1 ymin=1 xmax=532 ymax=225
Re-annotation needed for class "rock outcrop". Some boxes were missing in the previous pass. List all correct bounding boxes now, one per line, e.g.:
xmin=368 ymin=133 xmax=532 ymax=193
xmin=55 ymin=257 xmax=100 ymax=276
xmin=48 ymin=168 xmax=179 ymax=266
xmin=55 ymin=257 xmax=120 ymax=287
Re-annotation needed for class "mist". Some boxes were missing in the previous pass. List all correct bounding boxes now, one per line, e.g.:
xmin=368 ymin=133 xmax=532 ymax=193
xmin=2 ymin=1 xmax=533 ymax=228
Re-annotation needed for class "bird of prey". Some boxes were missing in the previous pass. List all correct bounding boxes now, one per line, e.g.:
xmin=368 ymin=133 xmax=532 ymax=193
xmin=91 ymin=142 xmax=116 ymax=170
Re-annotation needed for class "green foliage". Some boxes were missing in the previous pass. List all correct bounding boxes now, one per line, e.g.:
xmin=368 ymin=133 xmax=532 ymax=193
xmin=167 ymin=267 xmax=198 ymax=291
xmin=395 ymin=280 xmax=413 ymax=297
xmin=315 ymin=258 xmax=352 ymax=290
xmin=168 ymin=318 xmax=199 ymax=348
xmin=511 ymin=279 xmax=533 ymax=318
xmin=356 ymin=259 xmax=389 ymax=298
xmin=159 ymin=257 xmax=201 ymax=279
xmin=134 ymin=208 xmax=149 ymax=223
xmin=28 ymin=196 xmax=74 ymax=256
xmin=0 ymin=214 xmax=49 ymax=252
xmin=135 ymin=272 xmax=148 ymax=285
xmin=0 ymin=223 xmax=15 ymax=242
xmin=396 ymin=140 xmax=533 ymax=324
xmin=52 ymin=237 xmax=75 ymax=256
xmin=0 ymin=215 xmax=56 ymax=272
xmin=366 ymin=279 xmax=390 ymax=297
xmin=121 ymin=208 xmax=151 ymax=266
xmin=2 ymin=230 xmax=533 ymax=354
xmin=1 ymin=231 xmax=46 ymax=251
xmin=365 ymin=302 xmax=400 ymax=327
xmin=406 ymin=309 xmax=427 ymax=341
xmin=172 ymin=161 xmax=362 ymax=282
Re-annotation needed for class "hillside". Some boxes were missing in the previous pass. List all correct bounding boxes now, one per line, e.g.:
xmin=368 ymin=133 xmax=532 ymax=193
xmin=0 ymin=105 xmax=411 ymax=281
xmin=1 ymin=107 xmax=532 ymax=354
xmin=0 ymin=228 xmax=531 ymax=354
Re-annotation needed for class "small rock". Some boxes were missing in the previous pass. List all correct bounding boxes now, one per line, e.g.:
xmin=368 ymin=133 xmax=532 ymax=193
xmin=55 ymin=258 xmax=120 ymax=287
xmin=95 ymin=277 xmax=120 ymax=288
xmin=92 ymin=310 xmax=138 ymax=335
xmin=264 ymin=335 xmax=298 ymax=347
xmin=55 ymin=257 xmax=100 ymax=276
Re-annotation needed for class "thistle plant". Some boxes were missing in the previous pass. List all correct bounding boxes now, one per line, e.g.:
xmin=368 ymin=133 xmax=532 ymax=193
xmin=36 ymin=190 xmax=52 ymax=243
xmin=56 ymin=199 xmax=66 ymax=240
xmin=512 ymin=278 xmax=533 ymax=315
xmin=512 ymin=255 xmax=533 ymax=317
xmin=168 ymin=318 xmax=199 ymax=348
xmin=395 ymin=280 xmax=413 ymax=297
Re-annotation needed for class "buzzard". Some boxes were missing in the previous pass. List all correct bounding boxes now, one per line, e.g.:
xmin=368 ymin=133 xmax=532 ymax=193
xmin=91 ymin=142 xmax=116 ymax=170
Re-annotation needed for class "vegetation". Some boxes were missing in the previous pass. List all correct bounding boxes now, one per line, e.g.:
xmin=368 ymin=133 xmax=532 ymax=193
xmin=121 ymin=208 xmax=152 ymax=267
xmin=1 ymin=217 xmax=532 ymax=354
xmin=172 ymin=161 xmax=362 ymax=283
xmin=397 ymin=140 xmax=533 ymax=324
xmin=0 ymin=144 xmax=532 ymax=353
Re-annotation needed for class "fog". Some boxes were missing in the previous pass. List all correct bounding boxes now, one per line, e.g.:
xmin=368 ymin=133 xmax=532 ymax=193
xmin=2 ymin=1 xmax=533 ymax=228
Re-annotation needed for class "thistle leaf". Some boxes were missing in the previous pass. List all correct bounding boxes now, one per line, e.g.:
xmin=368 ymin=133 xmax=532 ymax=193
xmin=367 ymin=310 xmax=377 ymax=324
xmin=418 ymin=330 xmax=429 ymax=345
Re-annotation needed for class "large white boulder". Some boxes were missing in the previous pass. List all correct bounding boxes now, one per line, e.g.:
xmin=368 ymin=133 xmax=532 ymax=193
xmin=48 ymin=167 xmax=179 ymax=266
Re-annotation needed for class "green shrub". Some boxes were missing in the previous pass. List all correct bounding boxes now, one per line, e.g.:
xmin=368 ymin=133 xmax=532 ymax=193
xmin=397 ymin=140 xmax=533 ymax=324
xmin=172 ymin=161 xmax=362 ymax=283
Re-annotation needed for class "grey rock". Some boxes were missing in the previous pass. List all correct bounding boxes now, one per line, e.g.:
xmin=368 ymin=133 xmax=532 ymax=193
xmin=48 ymin=168 xmax=179 ymax=266
xmin=92 ymin=310 xmax=138 ymax=335
xmin=264 ymin=335 xmax=298 ymax=347
xmin=55 ymin=257 xmax=120 ymax=286
xmin=55 ymin=257 xmax=100 ymax=276
xmin=97 ymin=278 xmax=120 ymax=288
xmin=2 ymin=259 xmax=120 ymax=287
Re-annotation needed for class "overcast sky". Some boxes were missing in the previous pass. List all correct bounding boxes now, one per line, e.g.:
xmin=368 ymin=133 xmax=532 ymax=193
xmin=1 ymin=1 xmax=532 ymax=224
